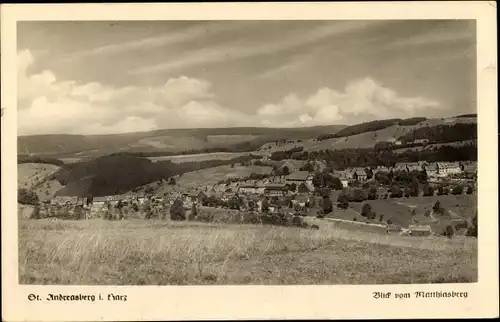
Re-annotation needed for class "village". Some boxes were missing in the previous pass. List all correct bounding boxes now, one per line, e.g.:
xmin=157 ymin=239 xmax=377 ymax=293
xmin=33 ymin=159 xmax=477 ymax=237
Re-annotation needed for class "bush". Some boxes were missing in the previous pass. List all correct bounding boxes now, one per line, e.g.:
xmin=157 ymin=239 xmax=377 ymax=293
xmin=423 ymin=185 xmax=434 ymax=196
xmin=387 ymin=219 xmax=393 ymax=225
xmin=466 ymin=213 xmax=478 ymax=237
xmin=389 ymin=186 xmax=403 ymax=198
xmin=433 ymin=201 xmax=444 ymax=215
xmin=361 ymin=203 xmax=372 ymax=218
xmin=322 ymin=196 xmax=333 ymax=214
xmin=466 ymin=186 xmax=474 ymax=194
xmin=311 ymin=224 xmax=320 ymax=230
xmin=337 ymin=194 xmax=349 ymax=209
xmin=18 ymin=188 xmax=39 ymax=205
xmin=170 ymin=199 xmax=186 ymax=221
xmin=367 ymin=187 xmax=377 ymax=200
xmin=444 ymin=225 xmax=454 ymax=238
xmin=451 ymin=185 xmax=463 ymax=195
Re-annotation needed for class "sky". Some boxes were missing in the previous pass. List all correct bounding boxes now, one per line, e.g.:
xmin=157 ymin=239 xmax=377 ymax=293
xmin=17 ymin=20 xmax=477 ymax=135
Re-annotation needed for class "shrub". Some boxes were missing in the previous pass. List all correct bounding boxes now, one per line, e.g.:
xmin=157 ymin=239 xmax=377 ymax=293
xmin=311 ymin=224 xmax=320 ymax=230
xmin=387 ymin=219 xmax=393 ymax=225
xmin=466 ymin=186 xmax=474 ymax=194
xmin=188 ymin=205 xmax=198 ymax=221
xmin=337 ymin=194 xmax=349 ymax=209
xmin=379 ymin=214 xmax=384 ymax=222
xmin=18 ymin=188 xmax=39 ymax=205
xmin=466 ymin=213 xmax=478 ymax=237
xmin=444 ymin=225 xmax=454 ymax=239
xmin=451 ymin=185 xmax=463 ymax=195
xmin=423 ymin=185 xmax=434 ymax=196
xmin=367 ymin=187 xmax=377 ymax=200
xmin=170 ymin=199 xmax=186 ymax=221
xmin=361 ymin=203 xmax=372 ymax=218
xmin=322 ymin=196 xmax=333 ymax=214
xmin=349 ymin=188 xmax=366 ymax=202
xmin=437 ymin=186 xmax=444 ymax=196
xmin=433 ymin=201 xmax=444 ymax=215
xmin=353 ymin=217 xmax=357 ymax=221
xmin=389 ymin=186 xmax=403 ymax=198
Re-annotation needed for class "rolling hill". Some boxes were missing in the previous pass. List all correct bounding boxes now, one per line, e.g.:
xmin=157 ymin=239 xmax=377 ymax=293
xmin=18 ymin=125 xmax=346 ymax=159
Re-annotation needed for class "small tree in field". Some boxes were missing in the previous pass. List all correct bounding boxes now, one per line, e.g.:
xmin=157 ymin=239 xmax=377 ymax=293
xmin=322 ymin=196 xmax=333 ymax=214
xmin=337 ymin=194 xmax=349 ymax=209
xmin=444 ymin=225 xmax=454 ymax=239
xmin=361 ymin=203 xmax=372 ymax=218
xmin=466 ymin=212 xmax=478 ymax=237
xmin=433 ymin=200 xmax=443 ymax=215
xmin=170 ymin=199 xmax=186 ymax=221
xmin=379 ymin=214 xmax=384 ymax=222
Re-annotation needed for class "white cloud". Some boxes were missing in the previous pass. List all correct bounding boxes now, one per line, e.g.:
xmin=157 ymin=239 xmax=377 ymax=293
xmin=129 ymin=21 xmax=382 ymax=75
xmin=17 ymin=49 xmax=248 ymax=135
xmin=257 ymin=77 xmax=441 ymax=127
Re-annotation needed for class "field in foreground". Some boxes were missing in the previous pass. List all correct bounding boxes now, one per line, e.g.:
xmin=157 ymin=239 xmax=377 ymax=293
xmin=19 ymin=219 xmax=477 ymax=285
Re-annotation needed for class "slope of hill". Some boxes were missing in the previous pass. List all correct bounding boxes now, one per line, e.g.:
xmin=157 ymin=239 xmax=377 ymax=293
xmin=18 ymin=125 xmax=346 ymax=159
xmin=18 ymin=163 xmax=61 ymax=188
xmin=259 ymin=116 xmax=477 ymax=153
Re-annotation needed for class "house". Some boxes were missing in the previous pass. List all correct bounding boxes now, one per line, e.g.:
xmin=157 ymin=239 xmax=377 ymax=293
xmin=51 ymin=196 xmax=73 ymax=205
xmin=189 ymin=190 xmax=207 ymax=204
xmin=293 ymin=194 xmax=310 ymax=207
xmin=340 ymin=179 xmax=349 ymax=188
xmin=238 ymin=184 xmax=265 ymax=195
xmin=408 ymin=224 xmax=432 ymax=236
xmin=264 ymin=183 xmax=288 ymax=196
xmin=136 ymin=193 xmax=146 ymax=204
xmin=286 ymin=171 xmax=313 ymax=186
xmin=394 ymin=140 xmax=402 ymax=146
xmin=436 ymin=162 xmax=462 ymax=176
xmin=296 ymin=181 xmax=314 ymax=194
xmin=92 ymin=196 xmax=108 ymax=205
xmin=108 ymin=194 xmax=127 ymax=205
xmin=413 ymin=139 xmax=430 ymax=145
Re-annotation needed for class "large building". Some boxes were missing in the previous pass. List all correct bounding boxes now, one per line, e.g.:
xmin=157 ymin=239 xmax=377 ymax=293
xmin=285 ymin=171 xmax=313 ymax=186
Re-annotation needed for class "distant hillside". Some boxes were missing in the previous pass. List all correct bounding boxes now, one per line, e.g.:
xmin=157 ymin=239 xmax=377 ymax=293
xmin=49 ymin=153 xmax=260 ymax=197
xmin=18 ymin=125 xmax=345 ymax=158
xmin=317 ymin=117 xmax=427 ymax=141
xmin=397 ymin=123 xmax=477 ymax=143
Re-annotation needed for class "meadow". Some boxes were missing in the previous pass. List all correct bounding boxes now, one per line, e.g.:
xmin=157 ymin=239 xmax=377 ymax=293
xmin=19 ymin=218 xmax=477 ymax=285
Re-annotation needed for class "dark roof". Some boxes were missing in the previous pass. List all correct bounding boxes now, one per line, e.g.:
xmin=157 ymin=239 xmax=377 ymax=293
xmin=286 ymin=171 xmax=310 ymax=181
xmin=265 ymin=183 xmax=287 ymax=189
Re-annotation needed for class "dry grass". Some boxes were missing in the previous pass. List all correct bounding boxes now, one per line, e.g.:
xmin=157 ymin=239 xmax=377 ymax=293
xmin=19 ymin=218 xmax=477 ymax=285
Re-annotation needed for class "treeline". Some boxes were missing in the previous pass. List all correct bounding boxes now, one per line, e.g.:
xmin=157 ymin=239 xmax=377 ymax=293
xmin=110 ymin=140 xmax=270 ymax=158
xmin=398 ymin=123 xmax=477 ymax=143
xmin=269 ymin=143 xmax=476 ymax=168
xmin=316 ymin=117 xmax=427 ymax=141
xmin=17 ymin=155 xmax=65 ymax=166
xmin=456 ymin=114 xmax=477 ymax=118
xmin=52 ymin=154 xmax=261 ymax=197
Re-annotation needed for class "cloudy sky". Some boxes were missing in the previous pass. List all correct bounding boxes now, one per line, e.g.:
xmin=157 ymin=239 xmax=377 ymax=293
xmin=17 ymin=20 xmax=476 ymax=135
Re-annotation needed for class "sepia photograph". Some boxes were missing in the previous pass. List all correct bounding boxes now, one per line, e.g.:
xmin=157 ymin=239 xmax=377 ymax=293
xmin=16 ymin=18 xmax=479 ymax=285
xmin=2 ymin=2 xmax=498 ymax=321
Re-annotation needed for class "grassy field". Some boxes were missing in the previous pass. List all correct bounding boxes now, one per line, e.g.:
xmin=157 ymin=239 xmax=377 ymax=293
xmin=19 ymin=218 xmax=477 ymax=285
xmin=156 ymin=165 xmax=274 ymax=192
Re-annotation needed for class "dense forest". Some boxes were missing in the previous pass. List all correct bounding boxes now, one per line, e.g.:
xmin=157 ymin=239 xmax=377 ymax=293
xmin=51 ymin=154 xmax=260 ymax=197
xmin=269 ymin=143 xmax=477 ymax=168
xmin=17 ymin=155 xmax=65 ymax=166
xmin=398 ymin=123 xmax=477 ymax=143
